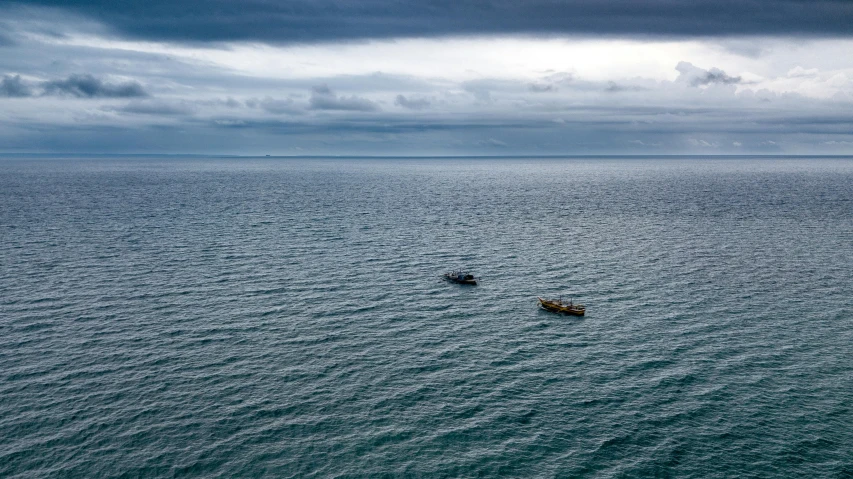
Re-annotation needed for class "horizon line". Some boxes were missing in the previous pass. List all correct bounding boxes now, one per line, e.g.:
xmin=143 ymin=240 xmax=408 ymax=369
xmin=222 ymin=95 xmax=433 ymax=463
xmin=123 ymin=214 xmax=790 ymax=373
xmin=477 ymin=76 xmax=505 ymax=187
xmin=2 ymin=153 xmax=853 ymax=159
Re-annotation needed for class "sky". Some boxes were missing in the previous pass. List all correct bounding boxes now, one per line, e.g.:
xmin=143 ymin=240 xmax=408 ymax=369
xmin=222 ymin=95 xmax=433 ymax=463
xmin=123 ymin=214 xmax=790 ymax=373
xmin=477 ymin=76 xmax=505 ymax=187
xmin=1 ymin=0 xmax=853 ymax=155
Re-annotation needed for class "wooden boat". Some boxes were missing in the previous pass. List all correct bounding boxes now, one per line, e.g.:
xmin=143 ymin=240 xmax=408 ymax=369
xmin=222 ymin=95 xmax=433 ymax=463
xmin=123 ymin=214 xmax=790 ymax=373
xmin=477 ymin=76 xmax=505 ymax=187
xmin=538 ymin=297 xmax=585 ymax=316
xmin=444 ymin=271 xmax=478 ymax=285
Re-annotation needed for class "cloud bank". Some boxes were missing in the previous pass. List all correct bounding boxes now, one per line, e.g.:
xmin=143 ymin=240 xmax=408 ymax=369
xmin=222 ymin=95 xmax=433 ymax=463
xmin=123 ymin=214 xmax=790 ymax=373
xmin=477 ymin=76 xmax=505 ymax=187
xmin=42 ymin=74 xmax=147 ymax=98
xmin=309 ymin=85 xmax=379 ymax=112
xmin=1 ymin=75 xmax=31 ymax=97
xmin=1 ymin=73 xmax=147 ymax=98
xmin=0 ymin=3 xmax=852 ymax=155
xmin=4 ymin=0 xmax=853 ymax=43
xmin=395 ymin=95 xmax=431 ymax=110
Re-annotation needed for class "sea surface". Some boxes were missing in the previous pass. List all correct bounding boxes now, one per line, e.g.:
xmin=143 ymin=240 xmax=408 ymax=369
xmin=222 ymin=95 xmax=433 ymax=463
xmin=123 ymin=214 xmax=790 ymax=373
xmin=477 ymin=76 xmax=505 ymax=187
xmin=1 ymin=156 xmax=852 ymax=478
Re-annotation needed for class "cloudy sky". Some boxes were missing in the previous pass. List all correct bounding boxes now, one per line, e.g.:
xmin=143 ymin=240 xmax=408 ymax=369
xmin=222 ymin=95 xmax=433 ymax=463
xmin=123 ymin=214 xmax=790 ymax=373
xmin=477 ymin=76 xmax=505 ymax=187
xmin=1 ymin=0 xmax=853 ymax=155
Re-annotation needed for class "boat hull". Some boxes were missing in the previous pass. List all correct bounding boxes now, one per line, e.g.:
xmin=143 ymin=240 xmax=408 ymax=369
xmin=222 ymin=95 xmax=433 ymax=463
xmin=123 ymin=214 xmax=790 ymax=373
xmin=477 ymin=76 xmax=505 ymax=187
xmin=538 ymin=298 xmax=585 ymax=315
xmin=444 ymin=275 xmax=477 ymax=285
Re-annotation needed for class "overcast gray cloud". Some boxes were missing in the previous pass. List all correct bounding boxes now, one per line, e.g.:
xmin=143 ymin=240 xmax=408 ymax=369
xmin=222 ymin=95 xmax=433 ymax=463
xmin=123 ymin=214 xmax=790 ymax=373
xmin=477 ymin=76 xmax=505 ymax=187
xmin=251 ymin=97 xmax=302 ymax=115
xmin=1 ymin=1 xmax=852 ymax=155
xmin=1 ymin=74 xmax=32 ymax=97
xmin=3 ymin=0 xmax=853 ymax=44
xmin=106 ymin=100 xmax=194 ymax=116
xmin=309 ymin=85 xmax=379 ymax=112
xmin=529 ymin=83 xmax=556 ymax=93
xmin=1 ymin=71 xmax=149 ymax=98
xmin=42 ymin=74 xmax=147 ymax=98
xmin=395 ymin=95 xmax=431 ymax=110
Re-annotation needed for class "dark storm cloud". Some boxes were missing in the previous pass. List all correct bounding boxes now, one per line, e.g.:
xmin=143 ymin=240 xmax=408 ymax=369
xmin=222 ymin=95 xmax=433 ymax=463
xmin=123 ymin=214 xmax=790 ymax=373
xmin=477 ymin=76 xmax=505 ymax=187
xmin=5 ymin=0 xmax=853 ymax=43
xmin=42 ymin=74 xmax=147 ymax=98
xmin=309 ymin=85 xmax=379 ymax=112
xmin=0 ymin=72 xmax=150 ymax=98
xmin=1 ymin=74 xmax=32 ymax=97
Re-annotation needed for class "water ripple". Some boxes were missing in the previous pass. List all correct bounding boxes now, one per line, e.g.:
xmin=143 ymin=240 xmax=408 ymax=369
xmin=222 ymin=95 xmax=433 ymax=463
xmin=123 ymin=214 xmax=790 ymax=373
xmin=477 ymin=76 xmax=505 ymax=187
xmin=1 ymin=157 xmax=852 ymax=477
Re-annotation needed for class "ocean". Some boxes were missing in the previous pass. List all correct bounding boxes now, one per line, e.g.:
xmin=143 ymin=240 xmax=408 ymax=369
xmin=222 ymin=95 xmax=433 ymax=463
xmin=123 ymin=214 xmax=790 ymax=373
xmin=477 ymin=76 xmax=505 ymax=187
xmin=2 ymin=156 xmax=852 ymax=477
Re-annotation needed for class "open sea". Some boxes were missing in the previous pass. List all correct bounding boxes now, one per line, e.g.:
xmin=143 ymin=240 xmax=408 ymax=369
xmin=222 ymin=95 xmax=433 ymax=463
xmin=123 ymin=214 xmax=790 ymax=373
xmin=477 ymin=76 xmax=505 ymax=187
xmin=1 ymin=156 xmax=852 ymax=478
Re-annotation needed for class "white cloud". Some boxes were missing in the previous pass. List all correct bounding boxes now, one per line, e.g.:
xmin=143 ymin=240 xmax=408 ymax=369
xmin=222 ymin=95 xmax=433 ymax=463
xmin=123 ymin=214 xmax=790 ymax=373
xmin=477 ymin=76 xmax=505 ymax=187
xmin=688 ymin=139 xmax=719 ymax=148
xmin=676 ymin=61 xmax=741 ymax=87
xmin=787 ymin=66 xmax=819 ymax=78
xmin=479 ymin=138 xmax=508 ymax=147
xmin=629 ymin=140 xmax=662 ymax=147
xmin=13 ymin=21 xmax=853 ymax=99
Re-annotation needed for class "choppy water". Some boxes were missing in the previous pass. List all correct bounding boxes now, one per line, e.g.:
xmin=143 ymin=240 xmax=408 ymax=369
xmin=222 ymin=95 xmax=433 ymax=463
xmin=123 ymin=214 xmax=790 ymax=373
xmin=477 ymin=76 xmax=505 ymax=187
xmin=2 ymin=157 xmax=852 ymax=478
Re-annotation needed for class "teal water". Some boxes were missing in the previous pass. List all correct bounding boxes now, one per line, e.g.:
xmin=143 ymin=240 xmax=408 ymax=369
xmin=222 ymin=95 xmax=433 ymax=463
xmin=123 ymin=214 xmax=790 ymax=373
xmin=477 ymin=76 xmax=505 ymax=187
xmin=2 ymin=157 xmax=852 ymax=477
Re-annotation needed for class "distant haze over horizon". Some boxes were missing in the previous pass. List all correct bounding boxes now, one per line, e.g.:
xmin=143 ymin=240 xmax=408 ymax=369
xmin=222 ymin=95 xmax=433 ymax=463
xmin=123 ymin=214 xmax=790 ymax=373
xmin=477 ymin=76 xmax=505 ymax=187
xmin=2 ymin=0 xmax=853 ymax=155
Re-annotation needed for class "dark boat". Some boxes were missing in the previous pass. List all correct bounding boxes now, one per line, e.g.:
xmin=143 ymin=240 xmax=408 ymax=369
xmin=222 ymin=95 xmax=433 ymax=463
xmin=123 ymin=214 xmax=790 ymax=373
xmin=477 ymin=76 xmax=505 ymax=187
xmin=444 ymin=271 xmax=478 ymax=285
xmin=538 ymin=297 xmax=585 ymax=315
